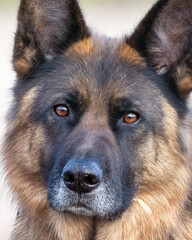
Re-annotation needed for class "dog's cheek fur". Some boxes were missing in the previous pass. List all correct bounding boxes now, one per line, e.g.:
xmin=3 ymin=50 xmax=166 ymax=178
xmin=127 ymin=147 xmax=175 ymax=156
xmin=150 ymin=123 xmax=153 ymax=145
xmin=3 ymin=88 xmax=94 ymax=240
xmin=95 ymin=100 xmax=191 ymax=240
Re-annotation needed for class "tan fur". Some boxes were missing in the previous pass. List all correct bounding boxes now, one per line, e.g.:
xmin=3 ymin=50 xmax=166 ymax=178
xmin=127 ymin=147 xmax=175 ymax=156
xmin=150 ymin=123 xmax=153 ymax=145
xmin=14 ymin=58 xmax=32 ymax=77
xmin=175 ymin=64 xmax=192 ymax=98
xmin=13 ymin=33 xmax=40 ymax=78
xmin=119 ymin=42 xmax=146 ymax=66
xmin=67 ymin=37 xmax=94 ymax=56
xmin=14 ymin=48 xmax=38 ymax=77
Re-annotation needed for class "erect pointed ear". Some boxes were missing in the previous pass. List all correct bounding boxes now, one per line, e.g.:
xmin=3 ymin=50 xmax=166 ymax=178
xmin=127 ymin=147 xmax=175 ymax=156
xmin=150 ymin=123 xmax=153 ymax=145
xmin=128 ymin=0 xmax=192 ymax=99
xmin=13 ymin=0 xmax=90 ymax=79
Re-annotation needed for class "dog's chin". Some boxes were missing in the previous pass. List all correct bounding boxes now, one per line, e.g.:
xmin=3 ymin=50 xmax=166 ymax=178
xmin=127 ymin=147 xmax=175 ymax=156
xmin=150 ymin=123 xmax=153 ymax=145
xmin=49 ymin=201 xmax=125 ymax=220
xmin=64 ymin=204 xmax=97 ymax=217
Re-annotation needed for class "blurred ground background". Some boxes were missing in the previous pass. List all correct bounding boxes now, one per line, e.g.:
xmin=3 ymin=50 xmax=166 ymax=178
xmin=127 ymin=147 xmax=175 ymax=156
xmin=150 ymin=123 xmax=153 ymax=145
xmin=0 ymin=0 xmax=155 ymax=239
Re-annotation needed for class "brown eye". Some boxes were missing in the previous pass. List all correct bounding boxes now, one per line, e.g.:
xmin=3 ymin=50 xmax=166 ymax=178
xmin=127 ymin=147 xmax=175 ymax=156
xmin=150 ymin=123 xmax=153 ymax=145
xmin=123 ymin=112 xmax=139 ymax=124
xmin=54 ymin=105 xmax=69 ymax=117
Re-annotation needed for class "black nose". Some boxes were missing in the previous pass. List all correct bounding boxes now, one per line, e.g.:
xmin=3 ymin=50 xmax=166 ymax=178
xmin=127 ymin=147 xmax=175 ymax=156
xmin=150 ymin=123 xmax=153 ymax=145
xmin=62 ymin=159 xmax=103 ymax=194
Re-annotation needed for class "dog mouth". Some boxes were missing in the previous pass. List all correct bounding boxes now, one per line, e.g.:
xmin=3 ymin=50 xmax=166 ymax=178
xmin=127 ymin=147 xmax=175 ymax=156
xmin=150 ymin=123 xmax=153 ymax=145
xmin=48 ymin=186 xmax=130 ymax=220
xmin=64 ymin=203 xmax=96 ymax=216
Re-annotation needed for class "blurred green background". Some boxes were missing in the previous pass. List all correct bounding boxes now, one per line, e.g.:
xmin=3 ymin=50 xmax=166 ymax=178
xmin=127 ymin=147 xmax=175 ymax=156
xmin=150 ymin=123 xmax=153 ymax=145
xmin=0 ymin=0 xmax=19 ymax=8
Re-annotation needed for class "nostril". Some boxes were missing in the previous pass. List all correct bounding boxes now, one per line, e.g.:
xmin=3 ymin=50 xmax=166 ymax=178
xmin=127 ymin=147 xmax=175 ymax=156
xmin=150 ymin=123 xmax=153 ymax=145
xmin=64 ymin=172 xmax=75 ymax=183
xmin=84 ymin=174 xmax=100 ymax=185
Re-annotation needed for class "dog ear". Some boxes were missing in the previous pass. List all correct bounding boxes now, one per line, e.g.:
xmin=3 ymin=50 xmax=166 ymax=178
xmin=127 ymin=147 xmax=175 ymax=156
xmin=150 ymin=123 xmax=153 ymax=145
xmin=129 ymin=0 xmax=192 ymax=99
xmin=13 ymin=0 xmax=90 ymax=78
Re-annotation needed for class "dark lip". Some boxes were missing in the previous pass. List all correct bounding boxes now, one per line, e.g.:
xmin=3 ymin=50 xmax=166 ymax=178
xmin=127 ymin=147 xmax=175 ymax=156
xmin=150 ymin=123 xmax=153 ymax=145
xmin=63 ymin=202 xmax=96 ymax=216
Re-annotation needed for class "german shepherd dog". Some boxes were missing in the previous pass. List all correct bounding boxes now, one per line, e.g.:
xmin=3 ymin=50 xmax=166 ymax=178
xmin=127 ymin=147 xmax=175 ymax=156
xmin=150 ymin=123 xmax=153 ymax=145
xmin=3 ymin=0 xmax=192 ymax=239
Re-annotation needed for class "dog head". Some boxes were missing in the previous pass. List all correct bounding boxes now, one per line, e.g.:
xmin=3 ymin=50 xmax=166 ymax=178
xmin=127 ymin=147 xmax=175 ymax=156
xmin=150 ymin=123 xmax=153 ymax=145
xmin=8 ymin=0 xmax=192 ymax=221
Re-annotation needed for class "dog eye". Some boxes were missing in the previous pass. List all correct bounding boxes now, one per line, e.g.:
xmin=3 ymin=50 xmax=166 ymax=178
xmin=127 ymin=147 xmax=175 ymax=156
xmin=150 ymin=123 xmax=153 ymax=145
xmin=54 ymin=105 xmax=69 ymax=117
xmin=123 ymin=112 xmax=139 ymax=124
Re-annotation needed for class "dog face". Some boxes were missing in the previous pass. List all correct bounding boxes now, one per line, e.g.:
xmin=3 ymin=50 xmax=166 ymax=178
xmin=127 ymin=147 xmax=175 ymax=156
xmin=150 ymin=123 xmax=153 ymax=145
xmin=6 ymin=0 xmax=192 ymax=228
xmin=12 ymin=36 xmax=188 ymax=220
xmin=36 ymin=41 xmax=163 ymax=219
